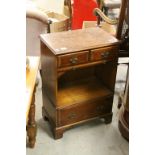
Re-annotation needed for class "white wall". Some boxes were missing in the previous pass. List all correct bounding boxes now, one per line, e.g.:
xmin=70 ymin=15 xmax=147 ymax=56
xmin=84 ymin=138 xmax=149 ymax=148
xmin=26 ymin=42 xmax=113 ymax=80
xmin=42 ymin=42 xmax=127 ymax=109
xmin=27 ymin=0 xmax=64 ymax=14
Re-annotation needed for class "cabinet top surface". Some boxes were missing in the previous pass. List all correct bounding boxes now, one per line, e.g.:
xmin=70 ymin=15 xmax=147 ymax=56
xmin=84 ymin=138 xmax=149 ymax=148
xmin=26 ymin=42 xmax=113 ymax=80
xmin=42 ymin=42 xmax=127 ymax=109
xmin=40 ymin=27 xmax=119 ymax=55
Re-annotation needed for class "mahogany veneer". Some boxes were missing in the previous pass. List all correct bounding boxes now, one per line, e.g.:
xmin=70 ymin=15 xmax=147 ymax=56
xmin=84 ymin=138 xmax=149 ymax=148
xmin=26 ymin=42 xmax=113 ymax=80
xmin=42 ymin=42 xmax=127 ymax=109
xmin=40 ymin=27 xmax=120 ymax=139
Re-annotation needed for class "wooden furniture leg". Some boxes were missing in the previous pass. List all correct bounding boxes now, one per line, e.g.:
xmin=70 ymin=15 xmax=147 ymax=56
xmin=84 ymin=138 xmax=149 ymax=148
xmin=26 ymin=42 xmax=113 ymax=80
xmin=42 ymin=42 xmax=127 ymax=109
xmin=42 ymin=106 xmax=64 ymax=139
xmin=103 ymin=6 xmax=109 ymax=15
xmin=54 ymin=128 xmax=64 ymax=139
xmin=104 ymin=113 xmax=113 ymax=124
xmin=118 ymin=67 xmax=129 ymax=141
xmin=27 ymin=85 xmax=37 ymax=148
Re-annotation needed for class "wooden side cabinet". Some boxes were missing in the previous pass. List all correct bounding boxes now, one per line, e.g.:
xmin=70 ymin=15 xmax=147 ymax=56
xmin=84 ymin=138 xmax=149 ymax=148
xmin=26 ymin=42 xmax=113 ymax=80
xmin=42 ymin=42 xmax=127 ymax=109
xmin=40 ymin=27 xmax=120 ymax=139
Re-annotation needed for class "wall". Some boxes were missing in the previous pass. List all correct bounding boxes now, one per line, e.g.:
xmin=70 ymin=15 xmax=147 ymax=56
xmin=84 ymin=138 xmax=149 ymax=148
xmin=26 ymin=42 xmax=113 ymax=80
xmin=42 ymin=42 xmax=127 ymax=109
xmin=27 ymin=0 xmax=64 ymax=14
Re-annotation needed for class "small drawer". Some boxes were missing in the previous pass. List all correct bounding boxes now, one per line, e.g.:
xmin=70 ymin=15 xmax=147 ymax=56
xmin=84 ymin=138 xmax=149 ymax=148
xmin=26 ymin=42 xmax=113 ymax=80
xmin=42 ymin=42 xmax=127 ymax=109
xmin=58 ymin=97 xmax=113 ymax=126
xmin=58 ymin=51 xmax=89 ymax=68
xmin=90 ymin=46 xmax=118 ymax=62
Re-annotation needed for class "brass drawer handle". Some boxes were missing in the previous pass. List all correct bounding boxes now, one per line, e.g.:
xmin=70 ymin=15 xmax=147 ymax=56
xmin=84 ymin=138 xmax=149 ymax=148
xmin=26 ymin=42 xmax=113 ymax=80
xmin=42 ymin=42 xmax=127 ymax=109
xmin=67 ymin=113 xmax=77 ymax=119
xmin=101 ymin=52 xmax=110 ymax=58
xmin=70 ymin=57 xmax=78 ymax=64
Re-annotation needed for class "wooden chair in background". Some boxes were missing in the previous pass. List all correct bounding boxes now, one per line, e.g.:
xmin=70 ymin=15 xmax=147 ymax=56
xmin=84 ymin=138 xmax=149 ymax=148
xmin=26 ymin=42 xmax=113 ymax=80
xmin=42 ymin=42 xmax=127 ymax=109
xmin=96 ymin=0 xmax=129 ymax=141
xmin=64 ymin=0 xmax=73 ymax=29
xmin=101 ymin=0 xmax=121 ymax=15
xmin=94 ymin=0 xmax=129 ymax=58
xmin=64 ymin=0 xmax=98 ymax=30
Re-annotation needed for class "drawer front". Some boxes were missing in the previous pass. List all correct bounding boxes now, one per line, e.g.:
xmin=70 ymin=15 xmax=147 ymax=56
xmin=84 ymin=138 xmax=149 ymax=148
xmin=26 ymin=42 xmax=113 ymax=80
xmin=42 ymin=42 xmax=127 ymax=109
xmin=58 ymin=51 xmax=89 ymax=68
xmin=58 ymin=97 xmax=113 ymax=126
xmin=90 ymin=46 xmax=118 ymax=62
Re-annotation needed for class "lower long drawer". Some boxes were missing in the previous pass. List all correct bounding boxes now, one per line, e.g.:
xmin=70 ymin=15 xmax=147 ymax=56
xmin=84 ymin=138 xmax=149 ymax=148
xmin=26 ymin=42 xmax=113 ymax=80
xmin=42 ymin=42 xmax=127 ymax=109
xmin=57 ymin=97 xmax=113 ymax=126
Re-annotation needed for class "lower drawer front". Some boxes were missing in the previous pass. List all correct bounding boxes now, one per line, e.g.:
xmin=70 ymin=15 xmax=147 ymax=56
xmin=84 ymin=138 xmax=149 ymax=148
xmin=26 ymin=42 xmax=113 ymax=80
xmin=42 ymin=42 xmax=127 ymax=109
xmin=58 ymin=97 xmax=113 ymax=126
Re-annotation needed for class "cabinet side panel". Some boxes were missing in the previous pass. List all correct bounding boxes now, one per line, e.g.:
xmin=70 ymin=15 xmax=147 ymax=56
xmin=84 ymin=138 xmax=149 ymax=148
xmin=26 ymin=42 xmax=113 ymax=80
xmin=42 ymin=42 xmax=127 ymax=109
xmin=42 ymin=90 xmax=56 ymax=124
xmin=41 ymin=41 xmax=57 ymax=105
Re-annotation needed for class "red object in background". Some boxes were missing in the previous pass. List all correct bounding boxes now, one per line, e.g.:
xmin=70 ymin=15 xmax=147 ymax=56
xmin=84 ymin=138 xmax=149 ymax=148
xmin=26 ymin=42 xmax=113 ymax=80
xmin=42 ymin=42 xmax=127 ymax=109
xmin=72 ymin=0 xmax=98 ymax=30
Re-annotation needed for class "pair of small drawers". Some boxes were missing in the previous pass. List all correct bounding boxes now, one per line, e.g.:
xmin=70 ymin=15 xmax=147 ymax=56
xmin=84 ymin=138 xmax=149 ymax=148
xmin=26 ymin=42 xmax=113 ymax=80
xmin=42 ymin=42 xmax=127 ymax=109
xmin=58 ymin=46 xmax=118 ymax=68
xmin=57 ymin=97 xmax=113 ymax=126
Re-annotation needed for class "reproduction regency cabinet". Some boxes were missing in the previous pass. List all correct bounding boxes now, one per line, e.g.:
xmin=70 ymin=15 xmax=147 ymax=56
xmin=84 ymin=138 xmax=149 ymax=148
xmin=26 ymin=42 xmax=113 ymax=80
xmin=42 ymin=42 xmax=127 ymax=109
xmin=40 ymin=27 xmax=120 ymax=139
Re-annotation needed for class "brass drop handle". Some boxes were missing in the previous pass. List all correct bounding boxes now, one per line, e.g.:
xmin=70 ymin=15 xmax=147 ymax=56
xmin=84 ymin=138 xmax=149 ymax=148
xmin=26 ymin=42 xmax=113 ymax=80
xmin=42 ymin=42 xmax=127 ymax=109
xmin=68 ymin=113 xmax=77 ymax=119
xmin=101 ymin=52 xmax=110 ymax=58
xmin=70 ymin=57 xmax=78 ymax=64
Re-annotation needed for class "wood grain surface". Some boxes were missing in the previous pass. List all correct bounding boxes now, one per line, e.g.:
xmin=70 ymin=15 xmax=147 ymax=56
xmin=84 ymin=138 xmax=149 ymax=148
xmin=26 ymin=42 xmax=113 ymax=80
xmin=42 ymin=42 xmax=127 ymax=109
xmin=26 ymin=56 xmax=40 ymax=122
xmin=40 ymin=27 xmax=119 ymax=55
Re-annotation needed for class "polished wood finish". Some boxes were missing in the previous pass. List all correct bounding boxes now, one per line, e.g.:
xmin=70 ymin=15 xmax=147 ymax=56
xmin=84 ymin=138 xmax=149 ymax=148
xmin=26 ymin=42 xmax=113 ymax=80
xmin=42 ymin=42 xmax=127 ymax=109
xmin=90 ymin=45 xmax=118 ymax=61
xmin=27 ymin=85 xmax=37 ymax=148
xmin=58 ymin=76 xmax=113 ymax=108
xmin=58 ymin=96 xmax=113 ymax=126
xmin=58 ymin=51 xmax=89 ymax=68
xmin=26 ymin=56 xmax=40 ymax=148
xmin=40 ymin=27 xmax=119 ymax=55
xmin=40 ymin=27 xmax=120 ymax=139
